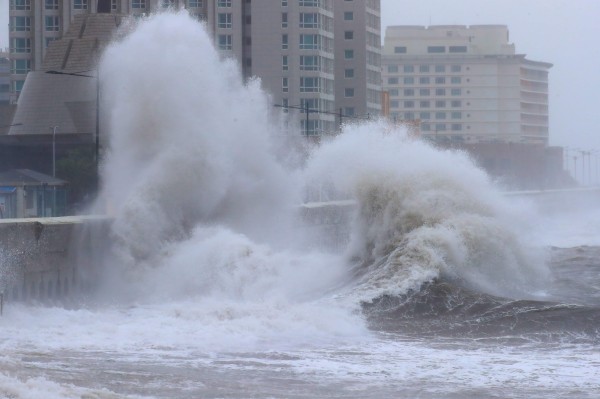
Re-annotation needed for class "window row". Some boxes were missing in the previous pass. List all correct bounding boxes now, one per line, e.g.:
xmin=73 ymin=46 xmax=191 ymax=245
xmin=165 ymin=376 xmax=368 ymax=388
xmin=393 ymin=45 xmax=468 ymax=54
xmin=388 ymin=88 xmax=462 ymax=97
xmin=390 ymin=110 xmax=464 ymax=120
xmin=282 ymin=34 xmax=333 ymax=52
xmin=387 ymin=76 xmax=462 ymax=85
xmin=387 ymin=64 xmax=462 ymax=73
xmin=282 ymin=77 xmax=334 ymax=94
xmin=392 ymin=100 xmax=463 ymax=109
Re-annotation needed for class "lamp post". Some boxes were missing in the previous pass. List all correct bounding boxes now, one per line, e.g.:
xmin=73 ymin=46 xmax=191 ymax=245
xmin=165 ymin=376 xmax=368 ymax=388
xmin=46 ymin=70 xmax=100 ymax=171
xmin=51 ymin=126 xmax=57 ymax=217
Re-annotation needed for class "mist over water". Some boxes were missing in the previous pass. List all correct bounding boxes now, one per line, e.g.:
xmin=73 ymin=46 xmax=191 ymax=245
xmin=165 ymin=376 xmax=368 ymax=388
xmin=91 ymin=10 xmax=548 ymax=316
xmin=4 ymin=11 xmax=599 ymax=399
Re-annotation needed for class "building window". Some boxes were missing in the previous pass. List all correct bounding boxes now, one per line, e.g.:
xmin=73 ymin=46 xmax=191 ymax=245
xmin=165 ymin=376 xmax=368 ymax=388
xmin=404 ymin=112 xmax=415 ymax=120
xmin=12 ymin=59 xmax=31 ymax=74
xmin=390 ymin=100 xmax=399 ymax=108
xmin=419 ymin=101 xmax=430 ymax=108
xmin=451 ymin=111 xmax=462 ymax=119
xmin=300 ymin=77 xmax=319 ymax=92
xmin=420 ymin=111 xmax=430 ymax=119
xmin=299 ymin=34 xmax=318 ymax=49
xmin=449 ymin=46 xmax=467 ymax=53
xmin=435 ymin=112 xmax=446 ymax=120
xmin=45 ymin=0 xmax=59 ymax=9
xmin=11 ymin=16 xmax=31 ymax=32
xmin=218 ymin=13 xmax=232 ymax=28
xmin=45 ymin=16 xmax=60 ymax=31
xmin=451 ymin=100 xmax=461 ymax=108
xmin=451 ymin=88 xmax=461 ymax=96
xmin=419 ymin=77 xmax=430 ymax=84
xmin=435 ymin=77 xmax=446 ymax=84
xmin=387 ymin=77 xmax=398 ymax=84
xmin=299 ymin=0 xmax=320 ymax=5
xmin=403 ymin=77 xmax=414 ymax=84
xmin=419 ymin=88 xmax=430 ymax=96
xmin=300 ymin=55 xmax=319 ymax=70
xmin=282 ymin=12 xmax=288 ymax=28
xmin=344 ymin=31 xmax=353 ymax=40
xmin=419 ymin=65 xmax=429 ymax=73
xmin=345 ymin=88 xmax=354 ymax=97
xmin=394 ymin=46 xmax=406 ymax=54
xmin=217 ymin=0 xmax=231 ymax=6
xmin=344 ymin=11 xmax=354 ymax=20
xmin=403 ymin=65 xmax=414 ymax=73
xmin=73 ymin=0 xmax=88 ymax=9
xmin=13 ymin=80 xmax=25 ymax=93
xmin=435 ymin=100 xmax=446 ymax=108
xmin=436 ymin=124 xmax=446 ymax=131
xmin=10 ymin=0 xmax=31 ymax=10
xmin=451 ymin=124 xmax=462 ymax=131
xmin=344 ymin=68 xmax=354 ymax=78
xmin=11 ymin=38 xmax=31 ymax=53
xmin=428 ymin=46 xmax=445 ymax=53
xmin=45 ymin=37 xmax=57 ymax=48
xmin=218 ymin=34 xmax=232 ymax=50
xmin=388 ymin=65 xmax=398 ymax=73
xmin=404 ymin=89 xmax=415 ymax=96
xmin=451 ymin=65 xmax=461 ymax=72
xmin=300 ymin=98 xmax=319 ymax=113
xmin=389 ymin=89 xmax=398 ymax=96
xmin=404 ymin=101 xmax=414 ymax=108
xmin=282 ymin=77 xmax=288 ymax=92
xmin=189 ymin=0 xmax=202 ymax=6
xmin=282 ymin=34 xmax=288 ymax=49
xmin=300 ymin=13 xmax=319 ymax=28
xmin=161 ymin=0 xmax=175 ymax=7
xmin=451 ymin=77 xmax=461 ymax=84
xmin=422 ymin=123 xmax=431 ymax=131
xmin=344 ymin=49 xmax=354 ymax=59
xmin=435 ymin=88 xmax=446 ymax=96
xmin=434 ymin=65 xmax=445 ymax=73
xmin=282 ymin=55 xmax=288 ymax=71
xmin=282 ymin=0 xmax=287 ymax=6
xmin=344 ymin=107 xmax=355 ymax=116
xmin=131 ymin=0 xmax=145 ymax=8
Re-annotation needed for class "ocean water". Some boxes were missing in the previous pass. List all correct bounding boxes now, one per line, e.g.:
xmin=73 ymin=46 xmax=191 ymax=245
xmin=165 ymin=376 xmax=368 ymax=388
xmin=1 ymin=12 xmax=599 ymax=399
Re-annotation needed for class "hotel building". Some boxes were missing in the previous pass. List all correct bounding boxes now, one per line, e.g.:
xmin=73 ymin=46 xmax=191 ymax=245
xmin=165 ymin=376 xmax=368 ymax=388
xmin=382 ymin=25 xmax=551 ymax=144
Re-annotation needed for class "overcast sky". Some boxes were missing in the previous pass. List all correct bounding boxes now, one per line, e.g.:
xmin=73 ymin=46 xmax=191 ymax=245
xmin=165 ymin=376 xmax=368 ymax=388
xmin=1 ymin=0 xmax=599 ymax=150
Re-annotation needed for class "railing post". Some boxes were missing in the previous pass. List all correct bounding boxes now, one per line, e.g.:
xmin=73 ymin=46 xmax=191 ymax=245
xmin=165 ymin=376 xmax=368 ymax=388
xmin=1 ymin=291 xmax=4 ymax=316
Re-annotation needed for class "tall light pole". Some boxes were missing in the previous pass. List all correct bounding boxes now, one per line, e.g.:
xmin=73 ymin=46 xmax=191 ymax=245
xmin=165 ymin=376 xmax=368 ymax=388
xmin=46 ymin=70 xmax=99 ymax=172
xmin=51 ymin=126 xmax=57 ymax=177
xmin=51 ymin=126 xmax=58 ymax=216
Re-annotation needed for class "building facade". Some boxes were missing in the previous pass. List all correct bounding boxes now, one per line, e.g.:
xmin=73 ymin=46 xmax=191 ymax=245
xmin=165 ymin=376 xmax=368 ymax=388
xmin=7 ymin=0 xmax=381 ymax=136
xmin=382 ymin=25 xmax=551 ymax=145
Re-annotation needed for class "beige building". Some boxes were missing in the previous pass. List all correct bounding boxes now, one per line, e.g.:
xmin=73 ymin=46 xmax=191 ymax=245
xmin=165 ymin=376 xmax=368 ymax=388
xmin=382 ymin=25 xmax=551 ymax=144
xmin=7 ymin=0 xmax=381 ymax=136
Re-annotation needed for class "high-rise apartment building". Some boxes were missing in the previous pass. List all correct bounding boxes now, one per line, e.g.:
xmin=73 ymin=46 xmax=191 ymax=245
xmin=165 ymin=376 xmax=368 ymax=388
xmin=7 ymin=0 xmax=381 ymax=136
xmin=382 ymin=25 xmax=551 ymax=144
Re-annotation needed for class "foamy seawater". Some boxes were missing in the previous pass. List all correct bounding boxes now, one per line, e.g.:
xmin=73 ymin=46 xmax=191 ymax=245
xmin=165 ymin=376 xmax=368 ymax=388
xmin=2 ymin=11 xmax=600 ymax=398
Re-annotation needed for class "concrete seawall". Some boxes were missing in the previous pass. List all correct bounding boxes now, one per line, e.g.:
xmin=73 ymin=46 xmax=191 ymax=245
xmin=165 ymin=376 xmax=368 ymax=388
xmin=1 ymin=187 xmax=599 ymax=305
xmin=0 ymin=216 xmax=111 ymax=303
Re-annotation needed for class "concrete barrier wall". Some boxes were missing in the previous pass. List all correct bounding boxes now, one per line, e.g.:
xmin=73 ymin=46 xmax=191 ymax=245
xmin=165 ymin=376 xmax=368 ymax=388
xmin=0 ymin=216 xmax=111 ymax=303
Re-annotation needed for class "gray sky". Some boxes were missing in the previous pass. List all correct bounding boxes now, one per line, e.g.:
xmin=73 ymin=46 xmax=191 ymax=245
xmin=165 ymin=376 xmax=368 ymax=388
xmin=1 ymin=0 xmax=599 ymax=150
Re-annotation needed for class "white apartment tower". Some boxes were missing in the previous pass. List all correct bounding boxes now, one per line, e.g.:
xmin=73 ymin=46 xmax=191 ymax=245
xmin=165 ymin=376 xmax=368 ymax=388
xmin=382 ymin=25 xmax=551 ymax=144
xmin=8 ymin=0 xmax=381 ymax=136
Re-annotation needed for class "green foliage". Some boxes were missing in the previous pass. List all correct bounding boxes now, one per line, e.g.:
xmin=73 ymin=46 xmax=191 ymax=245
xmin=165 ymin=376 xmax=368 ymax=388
xmin=56 ymin=147 xmax=98 ymax=206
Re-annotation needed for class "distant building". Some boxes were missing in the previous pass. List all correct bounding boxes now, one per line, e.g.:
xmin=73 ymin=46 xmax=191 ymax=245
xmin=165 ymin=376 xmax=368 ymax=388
xmin=7 ymin=0 xmax=381 ymax=136
xmin=382 ymin=25 xmax=552 ymax=145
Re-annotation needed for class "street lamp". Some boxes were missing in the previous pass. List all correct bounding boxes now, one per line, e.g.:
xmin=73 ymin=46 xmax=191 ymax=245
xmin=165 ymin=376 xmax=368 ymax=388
xmin=45 ymin=70 xmax=100 ymax=169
